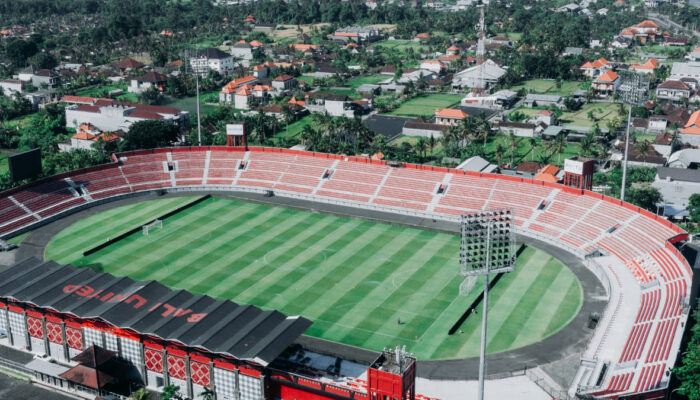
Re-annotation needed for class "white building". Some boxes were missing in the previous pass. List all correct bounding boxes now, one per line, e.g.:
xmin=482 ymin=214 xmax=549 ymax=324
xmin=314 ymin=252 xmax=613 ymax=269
xmin=452 ymin=60 xmax=507 ymax=89
xmin=0 ymin=79 xmax=23 ymax=96
xmin=190 ymin=48 xmax=234 ymax=76
xmin=64 ymin=98 xmax=189 ymax=132
xmin=419 ymin=60 xmax=447 ymax=75
xmin=670 ymin=62 xmax=700 ymax=81
xmin=230 ymin=42 xmax=254 ymax=67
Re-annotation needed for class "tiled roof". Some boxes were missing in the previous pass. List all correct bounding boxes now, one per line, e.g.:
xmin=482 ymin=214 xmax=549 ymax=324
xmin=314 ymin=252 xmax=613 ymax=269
xmin=435 ymin=108 xmax=468 ymax=119
xmin=595 ymin=70 xmax=619 ymax=82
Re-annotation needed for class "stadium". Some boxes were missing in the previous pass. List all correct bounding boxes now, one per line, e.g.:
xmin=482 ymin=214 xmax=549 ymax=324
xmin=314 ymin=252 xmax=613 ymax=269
xmin=0 ymin=145 xmax=695 ymax=400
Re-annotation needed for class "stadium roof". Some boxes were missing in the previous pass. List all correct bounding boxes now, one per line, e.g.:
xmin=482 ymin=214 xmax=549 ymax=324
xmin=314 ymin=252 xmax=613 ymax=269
xmin=0 ymin=258 xmax=312 ymax=366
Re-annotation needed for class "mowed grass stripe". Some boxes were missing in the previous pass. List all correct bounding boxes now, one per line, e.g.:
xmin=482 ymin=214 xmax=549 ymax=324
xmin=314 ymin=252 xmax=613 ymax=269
xmin=363 ymin=239 xmax=459 ymax=348
xmin=262 ymin=223 xmax=392 ymax=312
xmin=544 ymin=279 xmax=582 ymax=334
xmin=184 ymin=212 xmax=327 ymax=296
xmin=304 ymin=230 xmax=423 ymax=339
xmin=235 ymin=218 xmax=367 ymax=305
xmin=486 ymin=258 xmax=562 ymax=352
xmin=209 ymin=215 xmax=351 ymax=300
xmin=47 ymin=196 xmax=195 ymax=262
xmin=511 ymin=264 xmax=578 ymax=348
xmin=91 ymin=199 xmax=252 ymax=278
xmin=45 ymin=197 xmax=584 ymax=360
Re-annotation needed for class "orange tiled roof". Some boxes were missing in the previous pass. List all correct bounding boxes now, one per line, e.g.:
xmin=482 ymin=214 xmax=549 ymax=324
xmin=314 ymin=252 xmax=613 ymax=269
xmin=630 ymin=58 xmax=658 ymax=70
xmin=72 ymin=131 xmax=95 ymax=140
xmin=416 ymin=33 xmax=430 ymax=39
xmin=636 ymin=20 xmax=660 ymax=28
xmin=290 ymin=44 xmax=318 ymax=51
xmin=288 ymin=96 xmax=305 ymax=106
xmin=595 ymin=70 xmax=619 ymax=82
xmin=685 ymin=110 xmax=700 ymax=128
xmin=249 ymin=40 xmax=263 ymax=47
xmin=94 ymin=132 xmax=120 ymax=142
xmin=435 ymin=108 xmax=468 ymax=119
xmin=447 ymin=45 xmax=459 ymax=51
xmin=334 ymin=32 xmax=359 ymax=37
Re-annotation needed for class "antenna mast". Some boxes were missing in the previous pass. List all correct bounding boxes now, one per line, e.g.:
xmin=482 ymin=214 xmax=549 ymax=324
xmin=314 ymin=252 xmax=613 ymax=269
xmin=476 ymin=2 xmax=486 ymax=95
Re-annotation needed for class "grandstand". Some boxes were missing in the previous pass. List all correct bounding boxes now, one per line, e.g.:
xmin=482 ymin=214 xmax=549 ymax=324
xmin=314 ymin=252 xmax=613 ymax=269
xmin=0 ymin=146 xmax=693 ymax=399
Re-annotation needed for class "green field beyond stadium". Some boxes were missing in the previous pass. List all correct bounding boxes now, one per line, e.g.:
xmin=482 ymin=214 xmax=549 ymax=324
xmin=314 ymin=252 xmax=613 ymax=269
xmin=45 ymin=196 xmax=582 ymax=360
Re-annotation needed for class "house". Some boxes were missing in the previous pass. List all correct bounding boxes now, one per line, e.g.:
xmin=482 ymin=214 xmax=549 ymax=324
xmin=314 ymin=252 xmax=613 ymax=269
xmin=653 ymin=132 xmax=676 ymax=158
xmin=686 ymin=46 xmax=700 ymax=62
xmin=667 ymin=149 xmax=700 ymax=168
xmin=396 ymin=69 xmax=436 ymax=84
xmin=114 ymin=57 xmax=144 ymax=73
xmin=461 ymin=90 xmax=518 ymax=109
xmin=611 ymin=37 xmax=632 ymax=49
xmin=512 ymin=161 xmax=543 ymax=178
xmin=592 ymin=70 xmax=620 ymax=96
xmin=670 ymin=62 xmax=700 ymax=81
xmin=524 ymin=94 xmax=563 ymax=108
xmin=128 ymin=71 xmax=167 ymax=94
xmin=252 ymin=62 xmax=278 ymax=79
xmin=619 ymin=20 xmax=660 ymax=43
xmin=304 ymin=64 xmax=341 ymax=79
xmin=304 ymin=93 xmax=357 ymax=117
xmin=446 ymin=45 xmax=460 ymax=56
xmin=456 ymin=156 xmax=497 ymax=173
xmin=271 ymin=74 xmax=298 ymax=93
xmin=331 ymin=26 xmax=380 ymax=43
xmin=589 ymin=36 xmax=603 ymax=48
xmin=234 ymin=84 xmax=273 ymax=110
xmin=656 ymin=80 xmax=692 ymax=103
xmin=629 ymin=58 xmax=658 ymax=75
xmin=402 ymin=117 xmax=448 ymax=138
xmin=0 ymin=79 xmax=24 ymax=96
xmin=415 ymin=33 xmax=430 ymax=41
xmin=31 ymin=69 xmax=60 ymax=89
xmin=498 ymin=121 xmax=537 ymax=137
xmin=664 ymin=37 xmax=689 ymax=47
xmin=64 ymin=97 xmax=189 ymax=132
xmin=452 ymin=59 xmax=506 ymax=89
xmin=557 ymin=3 xmax=580 ymax=13
xmin=580 ymin=57 xmax=612 ymax=78
xmin=289 ymin=44 xmax=318 ymax=54
xmin=190 ymin=47 xmax=234 ymax=76
xmin=434 ymin=108 xmax=468 ymax=126
xmin=653 ymin=167 xmax=700 ymax=218
xmin=534 ymin=164 xmax=560 ymax=183
xmin=490 ymin=36 xmax=512 ymax=46
xmin=420 ymin=60 xmax=447 ymax=75
xmin=536 ymin=110 xmax=555 ymax=126
xmin=680 ymin=109 xmax=700 ymax=145
xmin=380 ymin=65 xmax=397 ymax=76
xmin=220 ymin=75 xmax=258 ymax=103
xmin=61 ymin=123 xmax=121 ymax=151
xmin=563 ymin=47 xmax=584 ymax=56
xmin=438 ymin=55 xmax=461 ymax=66
xmin=230 ymin=41 xmax=254 ymax=67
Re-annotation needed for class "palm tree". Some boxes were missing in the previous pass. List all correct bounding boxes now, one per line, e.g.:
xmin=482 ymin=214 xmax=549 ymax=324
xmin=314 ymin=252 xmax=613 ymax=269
xmin=416 ymin=137 xmax=428 ymax=161
xmin=199 ymin=386 xmax=215 ymax=400
xmin=494 ymin=143 xmax=506 ymax=166
xmin=548 ymin=133 xmax=567 ymax=164
xmin=634 ymin=140 xmax=653 ymax=160
xmin=507 ymin=131 xmax=518 ymax=165
xmin=528 ymin=137 xmax=538 ymax=161
xmin=129 ymin=388 xmax=151 ymax=400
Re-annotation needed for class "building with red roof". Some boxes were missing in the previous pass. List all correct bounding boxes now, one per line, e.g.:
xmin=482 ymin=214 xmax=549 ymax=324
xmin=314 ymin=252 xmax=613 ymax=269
xmin=435 ymin=108 xmax=468 ymax=125
xmin=64 ymin=97 xmax=189 ymax=133
xmin=592 ymin=70 xmax=620 ymax=96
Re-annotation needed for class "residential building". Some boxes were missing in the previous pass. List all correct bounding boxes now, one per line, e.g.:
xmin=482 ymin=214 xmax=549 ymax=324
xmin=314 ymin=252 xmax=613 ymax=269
xmin=460 ymin=89 xmax=518 ymax=109
xmin=446 ymin=45 xmax=460 ymax=56
xmin=0 ymin=79 xmax=23 ymax=96
xmin=680 ymin=109 xmax=700 ymax=145
xmin=667 ymin=148 xmax=700 ymax=168
xmin=563 ymin=47 xmax=584 ymax=56
xmin=420 ymin=60 xmax=447 ymax=75
xmin=61 ymin=124 xmax=122 ymax=151
xmin=498 ymin=121 xmax=537 ymax=137
xmin=128 ymin=71 xmax=168 ymax=94
xmin=190 ymin=47 xmax=234 ymax=76
xmin=653 ymin=167 xmax=700 ymax=217
xmin=686 ymin=46 xmax=700 ymax=62
xmin=452 ymin=59 xmax=506 ymax=89
xmin=402 ymin=117 xmax=448 ymax=138
xmin=31 ymin=69 xmax=60 ymax=89
xmin=619 ymin=20 xmax=660 ymax=43
xmin=434 ymin=108 xmax=468 ymax=126
xmin=114 ymin=57 xmax=144 ymax=73
xmin=580 ymin=57 xmax=612 ymax=78
xmin=396 ymin=69 xmax=436 ymax=84
xmin=234 ymin=84 xmax=273 ymax=110
xmin=656 ymin=80 xmax=692 ymax=103
xmin=331 ymin=26 xmax=380 ymax=42
xmin=220 ymin=75 xmax=258 ymax=103
xmin=592 ymin=70 xmax=620 ymax=96
xmin=670 ymin=62 xmax=700 ymax=81
xmin=64 ymin=97 xmax=189 ymax=132
xmin=271 ymin=74 xmax=297 ymax=93
xmin=230 ymin=41 xmax=254 ymax=67
xmin=524 ymin=94 xmax=563 ymax=108
xmin=653 ymin=132 xmax=676 ymax=159
xmin=629 ymin=58 xmax=659 ymax=75
xmin=252 ymin=62 xmax=278 ymax=79
xmin=536 ymin=110 xmax=555 ymax=126
xmin=303 ymin=93 xmax=357 ymax=117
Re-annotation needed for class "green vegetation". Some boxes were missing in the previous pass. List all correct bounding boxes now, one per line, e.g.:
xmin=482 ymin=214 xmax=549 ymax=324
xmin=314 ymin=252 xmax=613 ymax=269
xmin=0 ymin=151 xmax=8 ymax=174
xmin=386 ymin=94 xmax=463 ymax=118
xmin=46 ymin=196 xmax=582 ymax=359
xmin=275 ymin=114 xmax=313 ymax=139
xmin=346 ymin=75 xmax=387 ymax=89
xmin=515 ymin=103 xmax=622 ymax=128
xmin=674 ymin=299 xmax=700 ymax=399
xmin=374 ymin=40 xmax=426 ymax=51
xmin=510 ymin=79 xmax=585 ymax=97
xmin=7 ymin=232 xmax=27 ymax=245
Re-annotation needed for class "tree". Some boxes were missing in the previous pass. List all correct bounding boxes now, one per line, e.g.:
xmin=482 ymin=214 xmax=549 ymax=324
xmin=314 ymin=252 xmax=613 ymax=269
xmin=138 ymin=88 xmax=163 ymax=105
xmin=199 ymin=386 xmax=215 ymax=400
xmin=688 ymin=193 xmax=700 ymax=224
xmin=5 ymin=39 xmax=38 ymax=66
xmin=626 ymin=185 xmax=662 ymax=212
xmin=28 ymin=52 xmax=58 ymax=70
xmin=161 ymin=385 xmax=183 ymax=400
xmin=129 ymin=388 xmax=151 ymax=400
xmin=674 ymin=299 xmax=700 ymax=399
xmin=121 ymin=120 xmax=180 ymax=150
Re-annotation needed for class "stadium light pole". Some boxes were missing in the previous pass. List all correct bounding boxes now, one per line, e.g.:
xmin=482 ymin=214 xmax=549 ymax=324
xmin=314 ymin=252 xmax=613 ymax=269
xmin=618 ymin=72 xmax=647 ymax=202
xmin=459 ymin=209 xmax=516 ymax=400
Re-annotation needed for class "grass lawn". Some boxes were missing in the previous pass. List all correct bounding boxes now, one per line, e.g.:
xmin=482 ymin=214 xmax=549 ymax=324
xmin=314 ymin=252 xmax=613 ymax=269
xmin=484 ymin=136 xmax=582 ymax=167
xmin=346 ymin=75 xmax=387 ymax=88
xmin=510 ymin=79 xmax=585 ymax=97
xmin=0 ymin=151 xmax=9 ymax=174
xmin=275 ymin=115 xmax=313 ymax=139
xmin=297 ymin=76 xmax=316 ymax=84
xmin=515 ymin=102 xmax=621 ymax=128
xmin=386 ymin=94 xmax=463 ymax=118
xmin=46 ymin=196 xmax=582 ymax=360
xmin=164 ymin=92 xmax=220 ymax=116
xmin=374 ymin=39 xmax=426 ymax=52
xmin=495 ymin=32 xmax=523 ymax=41
xmin=392 ymin=135 xmax=444 ymax=156
xmin=4 ymin=114 xmax=35 ymax=129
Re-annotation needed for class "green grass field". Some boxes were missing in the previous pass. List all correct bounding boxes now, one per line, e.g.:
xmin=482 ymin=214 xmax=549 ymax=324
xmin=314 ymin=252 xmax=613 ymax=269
xmin=346 ymin=75 xmax=387 ymax=88
xmin=510 ymin=79 xmax=585 ymax=97
xmin=45 ymin=196 xmax=582 ymax=360
xmin=386 ymin=94 xmax=463 ymax=118
xmin=0 ymin=152 xmax=9 ymax=174
xmin=275 ymin=115 xmax=313 ymax=139
xmin=516 ymin=102 xmax=621 ymax=128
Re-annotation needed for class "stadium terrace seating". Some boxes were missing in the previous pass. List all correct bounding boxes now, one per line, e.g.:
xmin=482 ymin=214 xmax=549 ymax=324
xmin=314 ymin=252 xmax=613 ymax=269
xmin=0 ymin=146 xmax=692 ymax=400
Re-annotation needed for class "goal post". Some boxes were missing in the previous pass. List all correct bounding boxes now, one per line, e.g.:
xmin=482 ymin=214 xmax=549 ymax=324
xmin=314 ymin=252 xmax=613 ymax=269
xmin=142 ymin=219 xmax=163 ymax=236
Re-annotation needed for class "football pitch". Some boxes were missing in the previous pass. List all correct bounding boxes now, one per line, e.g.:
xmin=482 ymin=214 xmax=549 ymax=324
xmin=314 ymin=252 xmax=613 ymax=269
xmin=45 ymin=196 xmax=582 ymax=360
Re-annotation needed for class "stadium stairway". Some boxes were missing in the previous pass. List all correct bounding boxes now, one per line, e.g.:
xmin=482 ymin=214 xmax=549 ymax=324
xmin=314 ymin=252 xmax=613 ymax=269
xmin=0 ymin=146 xmax=692 ymax=399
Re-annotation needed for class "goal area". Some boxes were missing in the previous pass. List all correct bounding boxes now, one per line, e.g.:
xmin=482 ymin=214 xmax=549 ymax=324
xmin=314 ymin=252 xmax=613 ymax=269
xmin=142 ymin=219 xmax=163 ymax=235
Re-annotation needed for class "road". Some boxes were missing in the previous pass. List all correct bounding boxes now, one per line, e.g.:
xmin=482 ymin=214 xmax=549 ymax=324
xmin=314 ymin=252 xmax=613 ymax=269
xmin=647 ymin=12 xmax=700 ymax=38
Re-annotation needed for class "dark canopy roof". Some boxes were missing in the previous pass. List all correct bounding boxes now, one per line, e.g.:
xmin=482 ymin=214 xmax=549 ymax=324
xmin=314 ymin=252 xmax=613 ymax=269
xmin=73 ymin=345 xmax=117 ymax=368
xmin=0 ymin=258 xmax=312 ymax=366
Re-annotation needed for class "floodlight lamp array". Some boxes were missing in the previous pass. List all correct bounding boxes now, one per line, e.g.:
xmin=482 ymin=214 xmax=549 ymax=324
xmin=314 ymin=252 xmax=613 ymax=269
xmin=460 ymin=209 xmax=516 ymax=276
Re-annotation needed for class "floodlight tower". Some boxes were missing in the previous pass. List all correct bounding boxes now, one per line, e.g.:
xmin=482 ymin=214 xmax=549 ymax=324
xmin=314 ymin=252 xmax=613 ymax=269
xmin=459 ymin=209 xmax=516 ymax=400
xmin=618 ymin=72 xmax=647 ymax=202
xmin=185 ymin=47 xmax=203 ymax=147
xmin=475 ymin=1 xmax=486 ymax=94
